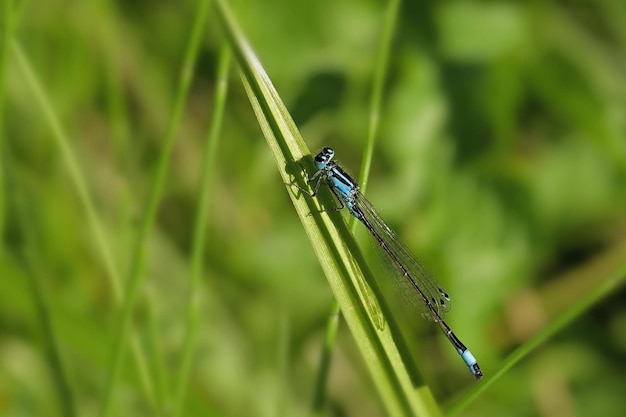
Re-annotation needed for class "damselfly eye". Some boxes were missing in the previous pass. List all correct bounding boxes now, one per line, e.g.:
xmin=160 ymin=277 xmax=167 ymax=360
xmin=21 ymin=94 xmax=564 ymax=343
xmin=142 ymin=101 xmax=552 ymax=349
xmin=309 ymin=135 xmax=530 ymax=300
xmin=315 ymin=147 xmax=335 ymax=164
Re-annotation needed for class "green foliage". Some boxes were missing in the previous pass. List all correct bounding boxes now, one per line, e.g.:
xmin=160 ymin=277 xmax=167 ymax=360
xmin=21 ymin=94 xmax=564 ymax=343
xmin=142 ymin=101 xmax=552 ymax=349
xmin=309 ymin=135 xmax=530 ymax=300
xmin=1 ymin=0 xmax=626 ymax=416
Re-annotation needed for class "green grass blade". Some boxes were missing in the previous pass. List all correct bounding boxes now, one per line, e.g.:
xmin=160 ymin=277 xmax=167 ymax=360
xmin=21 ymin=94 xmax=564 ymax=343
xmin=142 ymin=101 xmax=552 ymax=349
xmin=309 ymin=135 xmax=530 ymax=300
xmin=313 ymin=0 xmax=402 ymax=413
xmin=11 ymin=40 xmax=124 ymax=302
xmin=145 ymin=297 xmax=170 ymax=413
xmin=310 ymin=301 xmax=340 ymax=416
xmin=172 ymin=40 xmax=231 ymax=417
xmin=357 ymin=0 xmax=400 ymax=196
xmin=448 ymin=262 xmax=626 ymax=416
xmin=97 ymin=2 xmax=211 ymax=415
xmin=11 ymin=40 xmax=160 ymax=409
xmin=0 ymin=0 xmax=15 ymax=237
xmin=215 ymin=0 xmax=441 ymax=415
xmin=4 ymin=160 xmax=78 ymax=417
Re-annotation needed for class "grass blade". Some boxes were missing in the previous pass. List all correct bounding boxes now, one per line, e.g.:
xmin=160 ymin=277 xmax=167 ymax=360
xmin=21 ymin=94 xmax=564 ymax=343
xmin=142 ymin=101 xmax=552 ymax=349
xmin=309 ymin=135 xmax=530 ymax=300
xmin=215 ymin=0 xmax=442 ymax=415
xmin=313 ymin=0 xmax=401 ymax=414
xmin=0 ymin=0 xmax=16 ymax=236
xmin=11 ymin=40 xmax=160 ymax=409
xmin=97 ymin=2 xmax=211 ymax=414
xmin=4 ymin=159 xmax=78 ymax=417
xmin=448 ymin=260 xmax=626 ymax=416
xmin=172 ymin=40 xmax=231 ymax=417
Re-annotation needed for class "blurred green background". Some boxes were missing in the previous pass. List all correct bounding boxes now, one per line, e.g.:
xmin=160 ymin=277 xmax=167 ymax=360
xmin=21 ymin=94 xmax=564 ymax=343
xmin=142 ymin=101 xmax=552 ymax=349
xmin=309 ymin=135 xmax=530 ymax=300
xmin=1 ymin=0 xmax=626 ymax=416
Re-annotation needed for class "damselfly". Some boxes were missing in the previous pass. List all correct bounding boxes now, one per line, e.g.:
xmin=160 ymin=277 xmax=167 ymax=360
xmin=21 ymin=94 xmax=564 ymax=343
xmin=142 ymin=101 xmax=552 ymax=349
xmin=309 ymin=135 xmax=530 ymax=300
xmin=298 ymin=147 xmax=483 ymax=380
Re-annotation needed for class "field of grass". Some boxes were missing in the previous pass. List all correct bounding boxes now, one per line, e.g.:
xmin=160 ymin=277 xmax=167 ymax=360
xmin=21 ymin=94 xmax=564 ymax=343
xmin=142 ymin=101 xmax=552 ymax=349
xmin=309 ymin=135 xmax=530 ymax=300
xmin=1 ymin=0 xmax=626 ymax=416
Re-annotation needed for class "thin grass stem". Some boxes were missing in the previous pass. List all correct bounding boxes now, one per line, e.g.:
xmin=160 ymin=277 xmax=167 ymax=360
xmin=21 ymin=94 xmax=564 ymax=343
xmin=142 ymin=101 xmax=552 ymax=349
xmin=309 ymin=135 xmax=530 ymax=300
xmin=97 ymin=2 xmax=211 ymax=414
xmin=172 ymin=39 xmax=231 ymax=417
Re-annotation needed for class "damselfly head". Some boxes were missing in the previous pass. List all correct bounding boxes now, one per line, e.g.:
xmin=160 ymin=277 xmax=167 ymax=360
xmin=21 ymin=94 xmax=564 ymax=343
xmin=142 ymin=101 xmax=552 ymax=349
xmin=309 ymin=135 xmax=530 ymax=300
xmin=314 ymin=147 xmax=335 ymax=169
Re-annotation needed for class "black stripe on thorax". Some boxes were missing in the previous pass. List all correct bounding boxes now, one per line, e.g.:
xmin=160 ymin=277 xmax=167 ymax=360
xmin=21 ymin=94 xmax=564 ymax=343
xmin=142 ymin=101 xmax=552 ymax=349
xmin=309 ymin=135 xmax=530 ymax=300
xmin=327 ymin=162 xmax=358 ymax=189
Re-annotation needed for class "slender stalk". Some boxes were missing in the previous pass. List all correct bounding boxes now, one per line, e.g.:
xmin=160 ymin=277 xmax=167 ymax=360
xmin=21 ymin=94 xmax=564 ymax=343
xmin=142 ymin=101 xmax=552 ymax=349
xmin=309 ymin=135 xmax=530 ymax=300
xmin=312 ymin=0 xmax=401 ymax=414
xmin=0 ymin=0 xmax=15 ymax=237
xmin=216 ymin=0 xmax=441 ymax=414
xmin=4 ymin=157 xmax=78 ymax=417
xmin=172 ymin=41 xmax=231 ymax=417
xmin=12 ymin=42 xmax=124 ymax=297
xmin=448 ymin=261 xmax=626 ymax=416
xmin=356 ymin=0 xmax=400 ymax=197
xmin=310 ymin=301 xmax=340 ymax=416
xmin=145 ymin=297 xmax=169 ymax=414
xmin=12 ymin=40 xmax=161 ymax=410
xmin=98 ymin=1 xmax=211 ymax=414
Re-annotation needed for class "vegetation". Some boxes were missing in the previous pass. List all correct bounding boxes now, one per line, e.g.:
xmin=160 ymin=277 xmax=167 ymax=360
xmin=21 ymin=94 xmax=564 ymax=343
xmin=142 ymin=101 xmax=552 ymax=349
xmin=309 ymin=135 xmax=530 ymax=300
xmin=1 ymin=0 xmax=625 ymax=416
